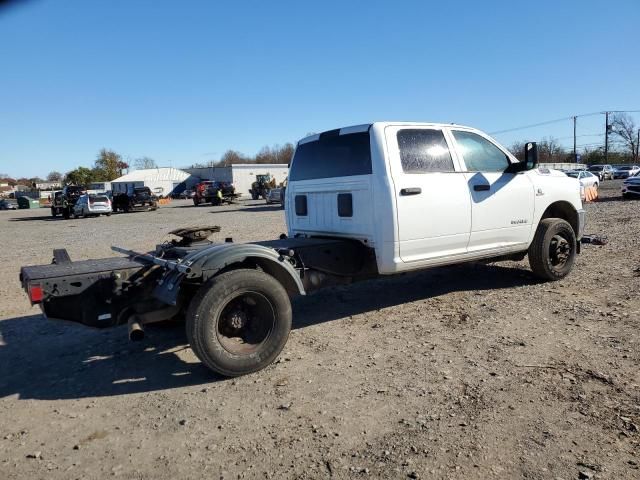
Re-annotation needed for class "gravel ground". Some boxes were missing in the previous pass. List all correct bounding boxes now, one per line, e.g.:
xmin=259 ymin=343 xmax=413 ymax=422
xmin=0 ymin=183 xmax=638 ymax=480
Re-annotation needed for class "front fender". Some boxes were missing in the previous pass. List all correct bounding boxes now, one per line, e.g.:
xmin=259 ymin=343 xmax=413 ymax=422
xmin=154 ymin=243 xmax=305 ymax=305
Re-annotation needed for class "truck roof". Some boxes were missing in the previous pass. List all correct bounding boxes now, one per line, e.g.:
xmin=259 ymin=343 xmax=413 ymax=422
xmin=297 ymin=122 xmax=478 ymax=145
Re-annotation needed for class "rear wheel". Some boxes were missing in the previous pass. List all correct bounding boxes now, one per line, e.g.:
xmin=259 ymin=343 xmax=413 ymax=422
xmin=251 ymin=191 xmax=259 ymax=200
xmin=528 ymin=218 xmax=577 ymax=281
xmin=186 ymin=269 xmax=292 ymax=377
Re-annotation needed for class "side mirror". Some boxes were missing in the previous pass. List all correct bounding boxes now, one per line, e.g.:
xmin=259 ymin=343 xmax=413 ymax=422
xmin=524 ymin=142 xmax=538 ymax=170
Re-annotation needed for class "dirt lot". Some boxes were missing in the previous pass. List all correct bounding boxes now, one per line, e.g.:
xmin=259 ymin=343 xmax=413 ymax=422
xmin=0 ymin=182 xmax=639 ymax=480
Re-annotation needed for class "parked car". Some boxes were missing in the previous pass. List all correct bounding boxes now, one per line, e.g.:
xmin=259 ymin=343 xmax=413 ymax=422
xmin=0 ymin=199 xmax=18 ymax=210
xmin=112 ymin=187 xmax=158 ymax=212
xmin=565 ymin=170 xmax=599 ymax=188
xmin=73 ymin=194 xmax=112 ymax=217
xmin=588 ymin=164 xmax=614 ymax=181
xmin=622 ymin=170 xmax=640 ymax=199
xmin=265 ymin=187 xmax=282 ymax=204
xmin=613 ymin=165 xmax=640 ymax=179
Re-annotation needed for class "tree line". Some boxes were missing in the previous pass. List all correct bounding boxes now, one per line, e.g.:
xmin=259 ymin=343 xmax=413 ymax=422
xmin=187 ymin=143 xmax=295 ymax=169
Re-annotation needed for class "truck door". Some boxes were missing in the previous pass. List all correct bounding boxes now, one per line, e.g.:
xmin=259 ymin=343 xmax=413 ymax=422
xmin=385 ymin=126 xmax=471 ymax=263
xmin=448 ymin=129 xmax=534 ymax=253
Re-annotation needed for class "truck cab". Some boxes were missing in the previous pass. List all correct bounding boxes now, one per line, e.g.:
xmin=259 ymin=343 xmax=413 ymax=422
xmin=286 ymin=122 xmax=584 ymax=274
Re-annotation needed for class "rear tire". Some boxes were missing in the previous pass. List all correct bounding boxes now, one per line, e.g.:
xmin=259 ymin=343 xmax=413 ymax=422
xmin=251 ymin=191 xmax=259 ymax=200
xmin=528 ymin=218 xmax=576 ymax=281
xmin=186 ymin=269 xmax=292 ymax=377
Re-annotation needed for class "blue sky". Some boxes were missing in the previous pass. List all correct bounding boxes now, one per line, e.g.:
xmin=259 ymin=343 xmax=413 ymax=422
xmin=1 ymin=0 xmax=638 ymax=178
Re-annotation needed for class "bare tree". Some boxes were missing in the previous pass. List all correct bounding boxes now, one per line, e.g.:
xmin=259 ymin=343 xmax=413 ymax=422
xmin=133 ymin=157 xmax=157 ymax=170
xmin=537 ymin=137 xmax=565 ymax=163
xmin=217 ymin=150 xmax=248 ymax=166
xmin=610 ymin=113 xmax=639 ymax=163
xmin=508 ymin=141 xmax=527 ymax=161
xmin=46 ymin=171 xmax=62 ymax=182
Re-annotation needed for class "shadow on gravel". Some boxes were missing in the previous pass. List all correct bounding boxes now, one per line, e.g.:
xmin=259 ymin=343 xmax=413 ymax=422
xmin=291 ymin=263 xmax=539 ymax=329
xmin=9 ymin=216 xmax=64 ymax=222
xmin=0 ymin=263 xmax=537 ymax=401
xmin=236 ymin=205 xmax=283 ymax=213
xmin=0 ymin=316 xmax=217 ymax=401
xmin=594 ymin=196 xmax=626 ymax=203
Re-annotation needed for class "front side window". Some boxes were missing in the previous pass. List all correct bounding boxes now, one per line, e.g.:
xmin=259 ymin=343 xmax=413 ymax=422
xmin=397 ymin=129 xmax=454 ymax=173
xmin=452 ymin=130 xmax=510 ymax=172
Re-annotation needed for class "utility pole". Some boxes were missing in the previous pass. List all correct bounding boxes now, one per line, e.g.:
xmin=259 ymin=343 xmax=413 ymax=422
xmin=573 ymin=116 xmax=577 ymax=162
xmin=604 ymin=111 xmax=609 ymax=163
xmin=637 ymin=129 xmax=639 ymax=163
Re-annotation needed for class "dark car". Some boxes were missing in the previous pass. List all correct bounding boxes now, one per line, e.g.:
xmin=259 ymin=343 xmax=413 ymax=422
xmin=0 ymin=199 xmax=18 ymax=210
xmin=112 ymin=186 xmax=158 ymax=213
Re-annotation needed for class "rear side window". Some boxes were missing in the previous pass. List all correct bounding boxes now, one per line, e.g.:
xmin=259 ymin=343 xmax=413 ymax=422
xmin=397 ymin=129 xmax=454 ymax=173
xmin=452 ymin=130 xmax=510 ymax=172
xmin=289 ymin=131 xmax=372 ymax=181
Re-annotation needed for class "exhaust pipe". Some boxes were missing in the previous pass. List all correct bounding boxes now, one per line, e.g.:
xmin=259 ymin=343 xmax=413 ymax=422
xmin=128 ymin=316 xmax=145 ymax=341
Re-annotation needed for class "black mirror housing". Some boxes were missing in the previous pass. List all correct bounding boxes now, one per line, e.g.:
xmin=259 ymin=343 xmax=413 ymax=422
xmin=505 ymin=142 xmax=538 ymax=174
xmin=524 ymin=142 xmax=538 ymax=170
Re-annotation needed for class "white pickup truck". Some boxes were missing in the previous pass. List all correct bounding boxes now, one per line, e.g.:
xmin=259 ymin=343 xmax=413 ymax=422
xmin=20 ymin=122 xmax=585 ymax=377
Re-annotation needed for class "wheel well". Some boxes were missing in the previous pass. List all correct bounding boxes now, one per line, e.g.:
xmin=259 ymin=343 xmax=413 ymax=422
xmin=540 ymin=201 xmax=579 ymax=235
xmin=213 ymin=257 xmax=303 ymax=297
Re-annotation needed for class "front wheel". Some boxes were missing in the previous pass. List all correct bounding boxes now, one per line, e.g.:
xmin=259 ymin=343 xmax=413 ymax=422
xmin=528 ymin=218 xmax=577 ymax=281
xmin=186 ymin=269 xmax=292 ymax=377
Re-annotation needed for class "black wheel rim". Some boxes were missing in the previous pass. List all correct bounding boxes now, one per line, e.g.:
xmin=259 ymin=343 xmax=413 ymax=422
xmin=216 ymin=291 xmax=275 ymax=355
xmin=548 ymin=234 xmax=572 ymax=270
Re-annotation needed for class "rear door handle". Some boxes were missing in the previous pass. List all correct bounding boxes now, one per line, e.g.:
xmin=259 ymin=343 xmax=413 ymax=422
xmin=473 ymin=184 xmax=490 ymax=191
xmin=400 ymin=187 xmax=422 ymax=196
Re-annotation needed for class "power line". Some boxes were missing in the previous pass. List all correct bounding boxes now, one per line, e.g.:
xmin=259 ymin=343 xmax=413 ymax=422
xmin=490 ymin=110 xmax=639 ymax=135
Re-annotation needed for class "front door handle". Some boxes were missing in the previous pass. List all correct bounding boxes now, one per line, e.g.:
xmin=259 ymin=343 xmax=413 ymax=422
xmin=400 ymin=187 xmax=422 ymax=196
xmin=473 ymin=184 xmax=490 ymax=192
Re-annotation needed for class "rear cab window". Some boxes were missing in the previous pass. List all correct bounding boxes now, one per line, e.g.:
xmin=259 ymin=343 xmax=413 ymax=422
xmin=397 ymin=129 xmax=454 ymax=173
xmin=289 ymin=129 xmax=372 ymax=181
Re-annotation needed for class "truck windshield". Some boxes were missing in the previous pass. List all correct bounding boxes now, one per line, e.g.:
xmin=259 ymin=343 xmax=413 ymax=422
xmin=290 ymin=131 xmax=372 ymax=181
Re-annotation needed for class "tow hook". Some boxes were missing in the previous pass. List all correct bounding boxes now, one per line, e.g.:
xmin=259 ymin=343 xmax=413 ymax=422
xmin=581 ymin=234 xmax=608 ymax=246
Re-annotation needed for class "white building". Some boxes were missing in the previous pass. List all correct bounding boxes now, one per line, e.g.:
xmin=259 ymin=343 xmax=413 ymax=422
xmin=185 ymin=164 xmax=289 ymax=198
xmin=111 ymin=167 xmax=197 ymax=197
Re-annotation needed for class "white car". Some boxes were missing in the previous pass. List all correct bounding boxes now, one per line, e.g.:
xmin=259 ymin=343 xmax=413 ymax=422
xmin=73 ymin=194 xmax=112 ymax=217
xmin=622 ymin=170 xmax=640 ymax=199
xmin=615 ymin=165 xmax=640 ymax=179
xmin=565 ymin=170 xmax=599 ymax=188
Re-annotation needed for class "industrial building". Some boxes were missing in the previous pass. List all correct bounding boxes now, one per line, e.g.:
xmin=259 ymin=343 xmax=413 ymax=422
xmin=185 ymin=164 xmax=289 ymax=198
xmin=110 ymin=167 xmax=197 ymax=197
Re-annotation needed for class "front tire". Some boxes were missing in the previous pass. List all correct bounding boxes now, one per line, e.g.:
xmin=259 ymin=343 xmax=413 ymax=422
xmin=186 ymin=269 xmax=292 ymax=377
xmin=528 ymin=218 xmax=577 ymax=281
